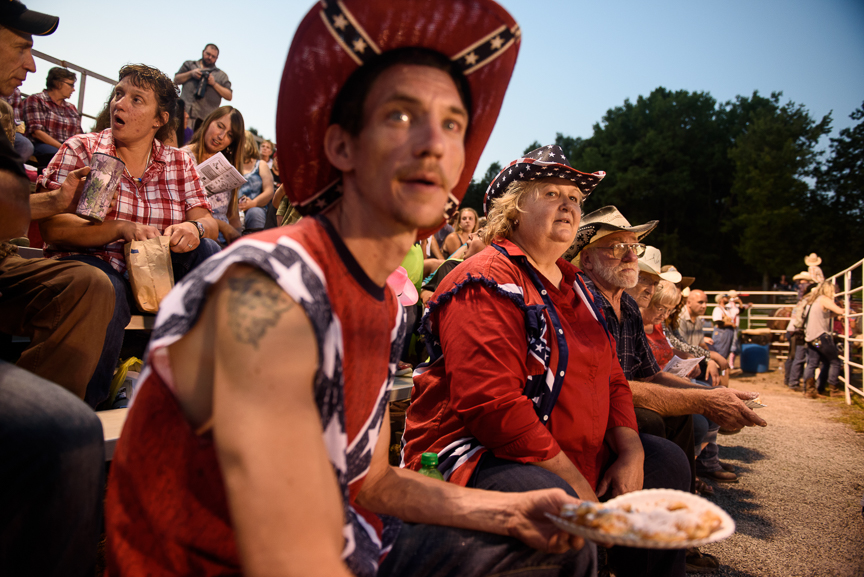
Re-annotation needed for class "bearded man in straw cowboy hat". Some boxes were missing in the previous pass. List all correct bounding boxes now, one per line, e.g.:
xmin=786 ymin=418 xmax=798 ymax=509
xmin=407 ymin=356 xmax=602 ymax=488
xmin=571 ymin=206 xmax=767 ymax=571
xmin=104 ymin=2 xmax=596 ymax=576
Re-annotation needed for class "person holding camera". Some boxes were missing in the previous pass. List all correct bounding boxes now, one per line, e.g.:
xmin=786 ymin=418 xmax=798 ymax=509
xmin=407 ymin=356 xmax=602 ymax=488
xmin=173 ymin=43 xmax=232 ymax=131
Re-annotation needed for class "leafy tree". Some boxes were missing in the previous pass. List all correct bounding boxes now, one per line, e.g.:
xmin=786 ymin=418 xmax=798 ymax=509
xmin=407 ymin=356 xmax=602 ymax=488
xmin=462 ymin=161 xmax=501 ymax=214
xmin=811 ymin=101 xmax=864 ymax=273
xmin=724 ymin=93 xmax=831 ymax=287
xmin=248 ymin=126 xmax=259 ymax=136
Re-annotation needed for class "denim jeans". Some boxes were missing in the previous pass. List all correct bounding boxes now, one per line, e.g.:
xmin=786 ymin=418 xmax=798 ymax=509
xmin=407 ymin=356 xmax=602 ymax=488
xmin=32 ymin=140 xmax=59 ymax=165
xmin=803 ymin=333 xmax=841 ymax=388
xmin=244 ymin=206 xmax=267 ymax=230
xmin=61 ymin=238 xmax=221 ymax=407
xmin=786 ymin=332 xmax=807 ymax=385
xmin=0 ymin=361 xmax=105 ymax=577
xmin=381 ymin=435 xmax=688 ymax=577
xmin=379 ymin=455 xmax=597 ymax=577
xmin=692 ymin=414 xmax=721 ymax=473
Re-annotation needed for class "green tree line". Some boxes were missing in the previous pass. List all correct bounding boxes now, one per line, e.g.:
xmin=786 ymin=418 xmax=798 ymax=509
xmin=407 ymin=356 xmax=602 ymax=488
xmin=462 ymin=89 xmax=864 ymax=288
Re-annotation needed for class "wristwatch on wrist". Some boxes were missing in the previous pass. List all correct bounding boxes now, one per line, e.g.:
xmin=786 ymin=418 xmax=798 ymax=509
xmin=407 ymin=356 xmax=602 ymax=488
xmin=190 ymin=220 xmax=205 ymax=239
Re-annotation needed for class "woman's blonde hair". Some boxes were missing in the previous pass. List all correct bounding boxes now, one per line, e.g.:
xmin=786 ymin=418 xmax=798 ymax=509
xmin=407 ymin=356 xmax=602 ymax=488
xmin=455 ymin=207 xmax=480 ymax=234
xmin=650 ymin=279 xmax=681 ymax=311
xmin=242 ymin=130 xmax=260 ymax=164
xmin=482 ymin=180 xmax=539 ymax=244
xmin=0 ymin=100 xmax=15 ymax=143
xmin=805 ymin=281 xmax=835 ymax=305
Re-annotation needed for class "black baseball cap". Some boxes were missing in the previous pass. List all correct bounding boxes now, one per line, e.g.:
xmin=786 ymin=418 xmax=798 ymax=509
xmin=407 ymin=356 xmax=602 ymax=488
xmin=0 ymin=1 xmax=59 ymax=36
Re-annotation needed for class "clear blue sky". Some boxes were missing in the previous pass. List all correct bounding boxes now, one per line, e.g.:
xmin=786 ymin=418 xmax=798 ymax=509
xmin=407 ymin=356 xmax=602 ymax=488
xmin=22 ymin=0 xmax=864 ymax=180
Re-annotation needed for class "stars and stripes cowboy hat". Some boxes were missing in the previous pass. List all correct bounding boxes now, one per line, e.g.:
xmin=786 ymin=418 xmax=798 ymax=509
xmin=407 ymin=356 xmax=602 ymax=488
xmin=276 ymin=0 xmax=521 ymax=236
xmin=482 ymin=144 xmax=605 ymax=215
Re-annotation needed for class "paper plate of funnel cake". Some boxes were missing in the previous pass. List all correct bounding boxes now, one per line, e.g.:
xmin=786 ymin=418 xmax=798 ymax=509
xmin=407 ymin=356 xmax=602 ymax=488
xmin=546 ymin=489 xmax=735 ymax=549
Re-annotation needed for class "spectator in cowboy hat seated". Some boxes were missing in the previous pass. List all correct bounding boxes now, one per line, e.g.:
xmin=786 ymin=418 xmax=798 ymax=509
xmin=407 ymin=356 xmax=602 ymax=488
xmin=102 ymin=2 xmax=602 ymax=576
xmin=403 ymin=144 xmax=691 ymax=577
xmin=572 ymin=211 xmax=765 ymax=571
xmin=570 ymin=207 xmax=765 ymax=484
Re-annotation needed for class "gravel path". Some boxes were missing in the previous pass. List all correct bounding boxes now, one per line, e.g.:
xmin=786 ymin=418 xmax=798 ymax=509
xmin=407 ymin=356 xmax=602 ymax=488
xmin=694 ymin=368 xmax=864 ymax=576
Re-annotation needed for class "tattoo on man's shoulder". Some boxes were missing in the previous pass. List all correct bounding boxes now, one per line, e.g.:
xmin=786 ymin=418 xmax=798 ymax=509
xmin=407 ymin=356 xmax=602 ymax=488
xmin=226 ymin=273 xmax=295 ymax=349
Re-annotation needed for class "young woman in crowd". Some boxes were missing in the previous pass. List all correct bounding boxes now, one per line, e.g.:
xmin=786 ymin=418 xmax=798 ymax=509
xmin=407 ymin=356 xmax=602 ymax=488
xmin=440 ymin=206 xmax=479 ymax=257
xmin=182 ymin=106 xmax=245 ymax=245
xmin=258 ymin=138 xmax=274 ymax=167
xmin=38 ymin=64 xmax=220 ymax=407
xmin=802 ymin=281 xmax=845 ymax=398
xmin=236 ymin=131 xmax=274 ymax=234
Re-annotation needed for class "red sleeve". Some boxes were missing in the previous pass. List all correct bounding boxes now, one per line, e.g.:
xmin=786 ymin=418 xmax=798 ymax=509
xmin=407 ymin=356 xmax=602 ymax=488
xmin=436 ymin=283 xmax=561 ymax=462
xmin=607 ymin=351 xmax=638 ymax=431
xmin=38 ymin=136 xmax=89 ymax=191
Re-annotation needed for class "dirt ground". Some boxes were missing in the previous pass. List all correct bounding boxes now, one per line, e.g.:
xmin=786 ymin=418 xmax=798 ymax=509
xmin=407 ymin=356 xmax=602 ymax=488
xmin=693 ymin=361 xmax=864 ymax=576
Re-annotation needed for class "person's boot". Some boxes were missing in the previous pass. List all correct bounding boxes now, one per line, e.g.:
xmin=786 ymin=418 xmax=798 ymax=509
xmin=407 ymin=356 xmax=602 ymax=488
xmin=804 ymin=378 xmax=818 ymax=399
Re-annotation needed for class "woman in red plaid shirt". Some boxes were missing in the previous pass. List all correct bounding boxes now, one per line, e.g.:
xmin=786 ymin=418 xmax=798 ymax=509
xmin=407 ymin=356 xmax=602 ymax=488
xmin=37 ymin=64 xmax=221 ymax=408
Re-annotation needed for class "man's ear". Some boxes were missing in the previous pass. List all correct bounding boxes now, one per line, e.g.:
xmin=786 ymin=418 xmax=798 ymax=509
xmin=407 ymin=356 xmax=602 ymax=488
xmin=580 ymin=249 xmax=594 ymax=271
xmin=323 ymin=124 xmax=355 ymax=173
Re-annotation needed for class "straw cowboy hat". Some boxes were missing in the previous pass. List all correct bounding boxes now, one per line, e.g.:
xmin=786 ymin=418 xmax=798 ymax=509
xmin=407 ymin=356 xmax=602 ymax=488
xmin=727 ymin=289 xmax=740 ymax=299
xmin=662 ymin=264 xmax=694 ymax=289
xmin=804 ymin=253 xmax=822 ymax=266
xmin=482 ymin=144 xmax=605 ymax=215
xmin=638 ymin=246 xmax=682 ymax=283
xmin=567 ymin=206 xmax=658 ymax=262
xmin=276 ymin=0 xmax=521 ymax=239
xmin=792 ymin=271 xmax=813 ymax=282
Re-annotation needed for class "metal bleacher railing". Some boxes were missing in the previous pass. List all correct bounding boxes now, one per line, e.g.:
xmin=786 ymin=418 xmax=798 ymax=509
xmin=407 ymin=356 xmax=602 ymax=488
xmin=32 ymin=49 xmax=117 ymax=123
xmin=701 ymin=258 xmax=863 ymax=405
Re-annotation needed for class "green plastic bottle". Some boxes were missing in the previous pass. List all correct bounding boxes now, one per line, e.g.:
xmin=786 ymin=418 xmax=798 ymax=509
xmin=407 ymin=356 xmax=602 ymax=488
xmin=419 ymin=452 xmax=444 ymax=481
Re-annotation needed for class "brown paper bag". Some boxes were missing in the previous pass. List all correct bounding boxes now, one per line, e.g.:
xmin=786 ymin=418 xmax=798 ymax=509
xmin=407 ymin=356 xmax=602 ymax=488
xmin=124 ymin=236 xmax=175 ymax=313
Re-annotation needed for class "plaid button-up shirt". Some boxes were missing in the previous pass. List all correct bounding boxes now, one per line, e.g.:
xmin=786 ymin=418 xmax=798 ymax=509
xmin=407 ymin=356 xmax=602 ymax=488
xmin=1 ymin=88 xmax=24 ymax=123
xmin=39 ymin=129 xmax=212 ymax=273
xmin=580 ymin=274 xmax=660 ymax=381
xmin=23 ymin=90 xmax=83 ymax=144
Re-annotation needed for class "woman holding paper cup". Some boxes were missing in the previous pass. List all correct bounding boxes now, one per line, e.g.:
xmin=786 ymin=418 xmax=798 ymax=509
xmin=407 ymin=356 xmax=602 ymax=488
xmin=182 ymin=105 xmax=245 ymax=244
xmin=37 ymin=64 xmax=220 ymax=405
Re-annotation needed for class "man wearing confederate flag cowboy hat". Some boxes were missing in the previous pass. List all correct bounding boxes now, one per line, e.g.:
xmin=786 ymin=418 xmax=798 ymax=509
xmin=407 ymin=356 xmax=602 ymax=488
xmin=105 ymin=2 xmax=596 ymax=576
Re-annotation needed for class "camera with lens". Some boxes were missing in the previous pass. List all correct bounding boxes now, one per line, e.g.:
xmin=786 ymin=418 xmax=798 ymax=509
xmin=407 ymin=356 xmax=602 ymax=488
xmin=195 ymin=70 xmax=211 ymax=99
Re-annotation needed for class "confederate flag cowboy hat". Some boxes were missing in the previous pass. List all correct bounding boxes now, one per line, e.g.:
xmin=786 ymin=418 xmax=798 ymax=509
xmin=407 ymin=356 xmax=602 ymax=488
xmin=276 ymin=0 xmax=521 ymax=236
xmin=482 ymin=144 xmax=606 ymax=215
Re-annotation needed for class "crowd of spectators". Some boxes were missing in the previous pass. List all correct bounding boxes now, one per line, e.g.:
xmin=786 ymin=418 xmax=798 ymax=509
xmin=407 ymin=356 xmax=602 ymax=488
xmin=1 ymin=1 xmax=855 ymax=576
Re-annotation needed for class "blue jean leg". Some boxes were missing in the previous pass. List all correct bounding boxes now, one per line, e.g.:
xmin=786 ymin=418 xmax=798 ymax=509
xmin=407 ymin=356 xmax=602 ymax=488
xmin=605 ymin=434 xmax=688 ymax=577
xmin=243 ymin=207 xmax=267 ymax=230
xmin=60 ymin=255 xmax=131 ymax=408
xmin=13 ymin=133 xmax=33 ymax=161
xmin=0 ymin=361 xmax=105 ymax=577
xmin=170 ymin=238 xmax=221 ymax=281
xmin=378 ymin=454 xmax=597 ymax=577
xmin=788 ymin=334 xmax=808 ymax=385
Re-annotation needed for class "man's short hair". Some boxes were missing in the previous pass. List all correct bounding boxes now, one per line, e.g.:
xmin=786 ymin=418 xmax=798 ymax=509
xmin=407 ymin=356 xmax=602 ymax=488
xmin=330 ymin=47 xmax=471 ymax=137
xmin=204 ymin=43 xmax=219 ymax=54
xmin=46 ymin=66 xmax=75 ymax=91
